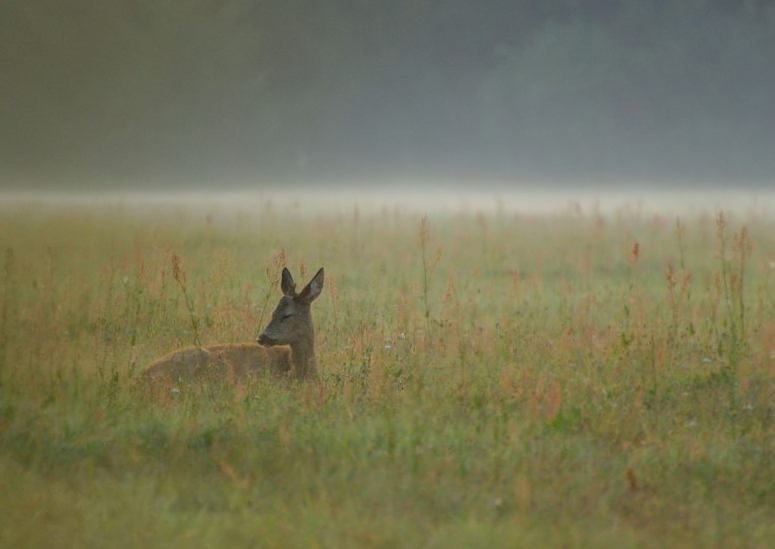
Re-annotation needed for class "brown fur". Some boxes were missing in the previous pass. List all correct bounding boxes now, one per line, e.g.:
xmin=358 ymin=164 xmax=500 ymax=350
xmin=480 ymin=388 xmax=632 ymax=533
xmin=142 ymin=267 xmax=324 ymax=386
xmin=143 ymin=343 xmax=293 ymax=383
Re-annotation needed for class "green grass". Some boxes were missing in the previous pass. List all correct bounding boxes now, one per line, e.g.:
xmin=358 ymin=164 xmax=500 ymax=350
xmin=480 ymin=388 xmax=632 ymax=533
xmin=1 ymin=195 xmax=773 ymax=548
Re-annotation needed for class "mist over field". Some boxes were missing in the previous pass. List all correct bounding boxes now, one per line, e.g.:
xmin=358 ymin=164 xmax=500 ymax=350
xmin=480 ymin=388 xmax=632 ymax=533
xmin=4 ymin=187 xmax=775 ymax=227
xmin=2 ymin=1 xmax=774 ymax=192
xmin=3 ymin=5 xmax=775 ymax=545
xmin=1 ymin=184 xmax=774 ymax=547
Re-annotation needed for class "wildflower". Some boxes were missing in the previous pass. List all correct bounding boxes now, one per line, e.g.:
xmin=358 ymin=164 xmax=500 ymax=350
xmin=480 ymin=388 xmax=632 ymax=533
xmin=629 ymin=241 xmax=640 ymax=265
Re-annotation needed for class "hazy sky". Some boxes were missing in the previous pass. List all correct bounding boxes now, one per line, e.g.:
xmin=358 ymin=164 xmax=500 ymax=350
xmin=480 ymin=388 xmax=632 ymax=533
xmin=2 ymin=1 xmax=774 ymax=191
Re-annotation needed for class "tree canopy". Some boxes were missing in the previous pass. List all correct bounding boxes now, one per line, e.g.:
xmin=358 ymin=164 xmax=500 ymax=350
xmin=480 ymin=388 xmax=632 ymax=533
xmin=2 ymin=0 xmax=774 ymax=188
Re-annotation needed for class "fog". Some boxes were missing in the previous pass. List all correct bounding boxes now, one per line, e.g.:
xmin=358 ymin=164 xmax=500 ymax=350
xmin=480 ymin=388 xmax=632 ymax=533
xmin=3 ymin=188 xmax=773 ymax=224
xmin=2 ymin=1 xmax=774 ymax=192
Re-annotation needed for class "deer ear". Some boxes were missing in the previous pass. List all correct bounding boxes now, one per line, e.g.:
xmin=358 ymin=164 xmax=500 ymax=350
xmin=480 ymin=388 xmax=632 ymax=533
xmin=280 ymin=267 xmax=296 ymax=296
xmin=298 ymin=267 xmax=324 ymax=304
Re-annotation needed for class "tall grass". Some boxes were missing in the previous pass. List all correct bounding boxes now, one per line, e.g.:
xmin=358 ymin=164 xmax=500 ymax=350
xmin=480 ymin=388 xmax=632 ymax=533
xmin=0 ymin=196 xmax=773 ymax=548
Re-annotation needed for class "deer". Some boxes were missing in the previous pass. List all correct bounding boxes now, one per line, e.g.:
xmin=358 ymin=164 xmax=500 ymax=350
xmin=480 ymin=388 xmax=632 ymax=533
xmin=143 ymin=267 xmax=324 ymax=385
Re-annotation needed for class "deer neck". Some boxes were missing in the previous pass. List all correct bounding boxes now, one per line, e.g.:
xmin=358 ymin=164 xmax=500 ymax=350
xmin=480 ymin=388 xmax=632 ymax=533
xmin=289 ymin=329 xmax=317 ymax=380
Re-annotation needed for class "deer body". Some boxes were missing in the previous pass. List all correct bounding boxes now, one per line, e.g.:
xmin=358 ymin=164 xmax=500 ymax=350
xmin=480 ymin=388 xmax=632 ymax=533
xmin=143 ymin=267 xmax=324 ymax=384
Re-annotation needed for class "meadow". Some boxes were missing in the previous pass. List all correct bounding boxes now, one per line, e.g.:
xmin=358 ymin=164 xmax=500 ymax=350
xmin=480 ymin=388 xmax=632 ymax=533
xmin=0 ymin=191 xmax=773 ymax=548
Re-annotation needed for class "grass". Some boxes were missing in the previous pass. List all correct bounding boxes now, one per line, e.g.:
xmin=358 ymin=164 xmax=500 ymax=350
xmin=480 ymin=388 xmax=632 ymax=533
xmin=0 ymin=193 xmax=773 ymax=548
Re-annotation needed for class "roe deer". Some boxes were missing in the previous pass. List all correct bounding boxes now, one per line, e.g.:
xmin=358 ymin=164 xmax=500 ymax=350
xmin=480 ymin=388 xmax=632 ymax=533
xmin=143 ymin=267 xmax=324 ymax=384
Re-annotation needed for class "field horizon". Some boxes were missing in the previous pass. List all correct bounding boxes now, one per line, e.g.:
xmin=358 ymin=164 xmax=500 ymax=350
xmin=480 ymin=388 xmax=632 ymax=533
xmin=1 ymin=191 xmax=773 ymax=547
xmin=2 ymin=186 xmax=774 ymax=215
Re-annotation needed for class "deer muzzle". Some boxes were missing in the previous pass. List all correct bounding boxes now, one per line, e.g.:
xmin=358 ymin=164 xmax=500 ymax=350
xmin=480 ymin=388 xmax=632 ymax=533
xmin=257 ymin=333 xmax=278 ymax=346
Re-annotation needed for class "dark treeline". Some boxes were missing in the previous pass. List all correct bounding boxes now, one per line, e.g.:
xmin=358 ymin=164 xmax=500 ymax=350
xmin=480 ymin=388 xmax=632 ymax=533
xmin=2 ymin=1 xmax=774 ymax=188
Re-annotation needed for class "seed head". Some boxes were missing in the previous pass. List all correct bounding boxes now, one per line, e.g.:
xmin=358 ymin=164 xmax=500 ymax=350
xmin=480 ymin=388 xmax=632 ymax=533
xmin=171 ymin=253 xmax=186 ymax=284
xmin=629 ymin=241 xmax=640 ymax=265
